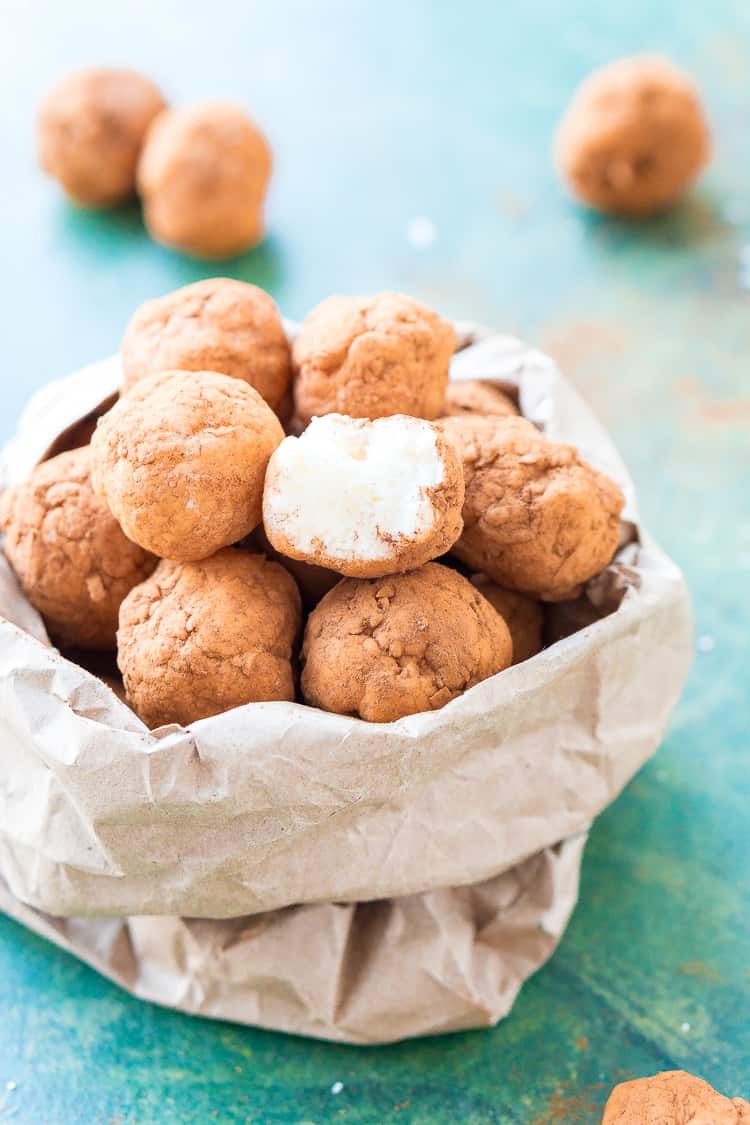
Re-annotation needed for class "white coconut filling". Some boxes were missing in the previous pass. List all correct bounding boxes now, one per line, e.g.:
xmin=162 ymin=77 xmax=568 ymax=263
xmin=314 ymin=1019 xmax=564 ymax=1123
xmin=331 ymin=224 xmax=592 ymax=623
xmin=263 ymin=414 xmax=446 ymax=561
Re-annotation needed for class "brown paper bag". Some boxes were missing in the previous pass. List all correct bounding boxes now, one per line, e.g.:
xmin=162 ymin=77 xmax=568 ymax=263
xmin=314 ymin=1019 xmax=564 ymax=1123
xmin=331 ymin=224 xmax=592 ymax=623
xmin=0 ymin=332 xmax=692 ymax=1042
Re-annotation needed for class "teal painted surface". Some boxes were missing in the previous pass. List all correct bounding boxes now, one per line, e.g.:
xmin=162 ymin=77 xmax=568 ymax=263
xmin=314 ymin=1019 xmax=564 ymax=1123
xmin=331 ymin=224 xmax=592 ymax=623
xmin=1 ymin=1 xmax=749 ymax=1121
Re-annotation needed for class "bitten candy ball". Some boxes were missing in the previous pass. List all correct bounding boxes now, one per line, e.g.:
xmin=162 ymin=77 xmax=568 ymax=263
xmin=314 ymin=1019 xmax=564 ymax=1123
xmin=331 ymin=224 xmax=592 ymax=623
xmin=91 ymin=370 xmax=284 ymax=561
xmin=292 ymin=292 xmax=455 ymax=424
xmin=301 ymin=563 xmax=512 ymax=723
xmin=118 ymin=549 xmax=301 ymax=728
xmin=442 ymin=414 xmax=624 ymax=600
xmin=137 ymin=102 xmax=272 ymax=259
xmin=555 ymin=55 xmax=710 ymax=217
xmin=263 ymin=413 xmax=464 ymax=578
xmin=38 ymin=68 xmax=166 ymax=207
xmin=471 ymin=575 xmax=544 ymax=664
xmin=0 ymin=447 xmax=156 ymax=649
xmin=602 ymin=1071 xmax=750 ymax=1125
xmin=121 ymin=279 xmax=292 ymax=410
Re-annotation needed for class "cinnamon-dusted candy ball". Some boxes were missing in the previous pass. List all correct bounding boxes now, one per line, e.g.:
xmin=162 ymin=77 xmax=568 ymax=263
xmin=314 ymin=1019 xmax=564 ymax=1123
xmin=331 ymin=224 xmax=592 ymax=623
xmin=137 ymin=102 xmax=272 ymax=259
xmin=118 ymin=549 xmax=301 ymax=728
xmin=443 ymin=380 xmax=519 ymax=419
xmin=38 ymin=68 xmax=166 ymax=207
xmin=301 ymin=563 xmax=512 ymax=723
xmin=603 ymin=1071 xmax=750 ymax=1125
xmin=555 ymin=55 xmax=710 ymax=217
xmin=0 ymin=447 xmax=156 ymax=649
xmin=293 ymin=292 xmax=455 ymax=424
xmin=442 ymin=414 xmax=624 ymax=600
xmin=470 ymin=575 xmax=543 ymax=664
xmin=121 ymin=279 xmax=291 ymax=410
xmin=263 ymin=414 xmax=464 ymax=578
xmin=91 ymin=370 xmax=283 ymax=561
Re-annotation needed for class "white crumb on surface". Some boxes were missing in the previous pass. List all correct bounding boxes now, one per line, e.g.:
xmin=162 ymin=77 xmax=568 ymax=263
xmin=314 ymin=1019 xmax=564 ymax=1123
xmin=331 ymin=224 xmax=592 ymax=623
xmin=263 ymin=414 xmax=445 ymax=562
xmin=330 ymin=1081 xmax=344 ymax=1095
xmin=406 ymin=215 xmax=437 ymax=249
xmin=680 ymin=1021 xmax=691 ymax=1032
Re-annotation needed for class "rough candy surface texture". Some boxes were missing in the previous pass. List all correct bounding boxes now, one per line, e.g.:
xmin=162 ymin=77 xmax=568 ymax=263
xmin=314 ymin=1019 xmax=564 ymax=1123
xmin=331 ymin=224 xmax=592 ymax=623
xmin=38 ymin=68 xmax=166 ymax=206
xmin=470 ymin=574 xmax=544 ymax=664
xmin=292 ymin=292 xmax=455 ymax=423
xmin=0 ymin=447 xmax=156 ymax=649
xmin=442 ymin=414 xmax=624 ymax=600
xmin=602 ymin=1070 xmax=750 ymax=1125
xmin=91 ymin=370 xmax=283 ymax=561
xmin=301 ymin=562 xmax=512 ymax=723
xmin=442 ymin=380 xmax=519 ymax=419
xmin=118 ymin=549 xmax=301 ymax=728
xmin=137 ymin=102 xmax=272 ymax=258
xmin=555 ymin=55 xmax=709 ymax=217
xmin=121 ymin=279 xmax=291 ymax=410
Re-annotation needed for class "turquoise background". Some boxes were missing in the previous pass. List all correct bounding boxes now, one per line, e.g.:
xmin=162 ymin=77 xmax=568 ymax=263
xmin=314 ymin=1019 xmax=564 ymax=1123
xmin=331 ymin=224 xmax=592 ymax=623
xmin=1 ymin=1 xmax=749 ymax=1121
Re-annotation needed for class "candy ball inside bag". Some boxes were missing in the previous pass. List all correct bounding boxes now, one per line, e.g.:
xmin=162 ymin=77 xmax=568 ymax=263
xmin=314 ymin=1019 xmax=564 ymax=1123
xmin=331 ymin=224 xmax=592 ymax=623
xmin=0 ymin=446 xmax=156 ymax=650
xmin=91 ymin=369 xmax=284 ymax=561
xmin=118 ymin=549 xmax=301 ymax=728
xmin=293 ymin=292 xmax=455 ymax=424
xmin=301 ymin=563 xmax=512 ymax=723
xmin=121 ymin=278 xmax=291 ymax=412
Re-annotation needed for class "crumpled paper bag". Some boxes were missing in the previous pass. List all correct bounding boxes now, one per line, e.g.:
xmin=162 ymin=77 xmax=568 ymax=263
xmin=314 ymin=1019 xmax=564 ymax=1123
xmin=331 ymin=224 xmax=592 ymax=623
xmin=0 ymin=331 xmax=692 ymax=1042
xmin=0 ymin=835 xmax=585 ymax=1043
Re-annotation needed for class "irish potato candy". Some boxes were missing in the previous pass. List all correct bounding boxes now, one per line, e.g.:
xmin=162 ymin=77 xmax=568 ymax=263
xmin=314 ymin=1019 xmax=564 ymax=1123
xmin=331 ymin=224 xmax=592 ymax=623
xmin=90 ymin=369 xmax=283 ymax=562
xmin=0 ymin=446 xmax=155 ymax=649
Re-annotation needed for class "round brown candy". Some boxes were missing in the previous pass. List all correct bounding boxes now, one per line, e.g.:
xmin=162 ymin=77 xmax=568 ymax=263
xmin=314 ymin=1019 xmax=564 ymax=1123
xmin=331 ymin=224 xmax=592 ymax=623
xmin=555 ymin=55 xmax=709 ymax=217
xmin=137 ymin=102 xmax=272 ymax=258
xmin=38 ymin=68 xmax=166 ymax=206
